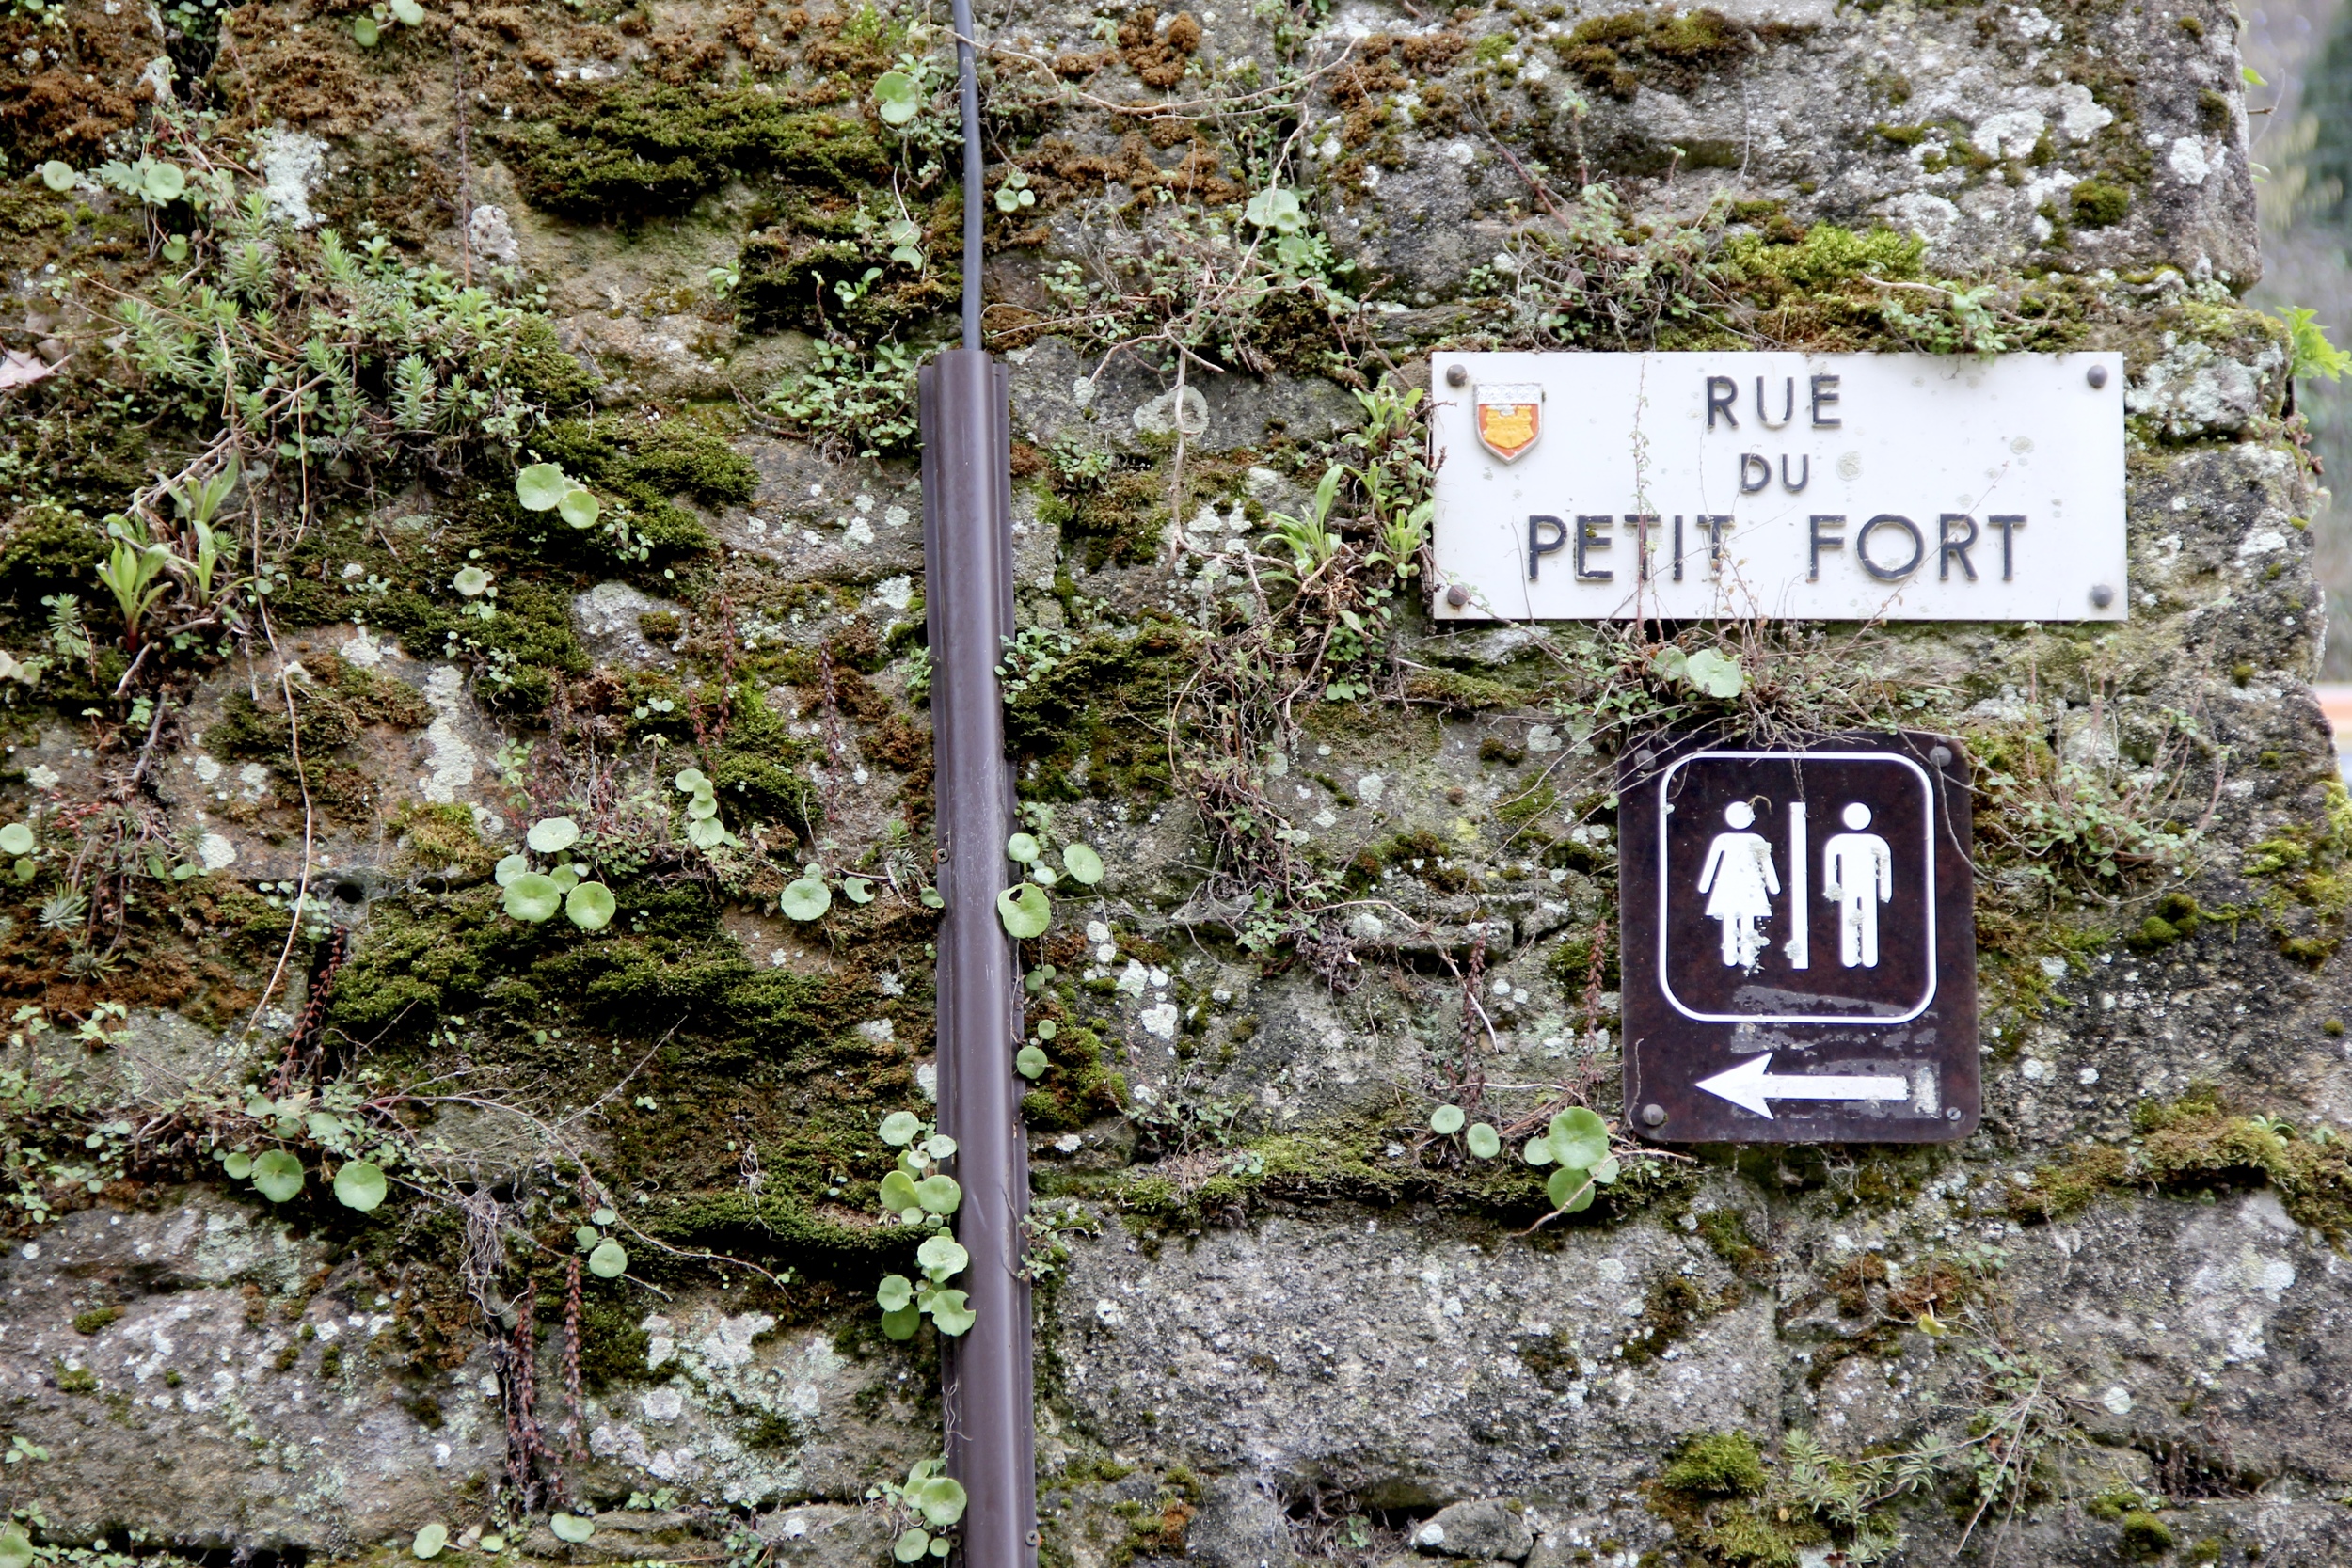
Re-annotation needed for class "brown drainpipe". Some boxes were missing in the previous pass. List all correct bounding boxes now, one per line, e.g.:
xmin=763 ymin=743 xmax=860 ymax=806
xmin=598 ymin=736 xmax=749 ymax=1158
xmin=918 ymin=0 xmax=1036 ymax=1560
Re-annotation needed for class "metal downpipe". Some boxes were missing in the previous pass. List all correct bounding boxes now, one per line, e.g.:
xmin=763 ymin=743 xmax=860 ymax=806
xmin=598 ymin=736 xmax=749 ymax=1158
xmin=922 ymin=7 xmax=1035 ymax=1568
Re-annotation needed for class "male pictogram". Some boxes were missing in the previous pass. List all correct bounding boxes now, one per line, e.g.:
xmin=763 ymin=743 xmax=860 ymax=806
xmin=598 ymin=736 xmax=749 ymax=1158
xmin=1822 ymin=802 xmax=1894 ymax=968
xmin=1697 ymin=801 xmax=1778 ymax=969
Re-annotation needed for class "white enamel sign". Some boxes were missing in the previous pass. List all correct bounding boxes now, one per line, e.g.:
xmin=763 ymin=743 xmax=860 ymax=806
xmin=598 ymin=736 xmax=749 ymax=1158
xmin=1428 ymin=351 xmax=2126 ymax=623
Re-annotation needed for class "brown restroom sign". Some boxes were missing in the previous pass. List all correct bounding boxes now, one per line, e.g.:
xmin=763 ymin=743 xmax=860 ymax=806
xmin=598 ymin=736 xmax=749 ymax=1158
xmin=1619 ymin=733 xmax=1979 ymax=1143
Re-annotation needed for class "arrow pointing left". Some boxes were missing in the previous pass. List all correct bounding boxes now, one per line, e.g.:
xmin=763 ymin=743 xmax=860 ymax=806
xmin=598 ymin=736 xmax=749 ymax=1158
xmin=1694 ymin=1053 xmax=1910 ymax=1119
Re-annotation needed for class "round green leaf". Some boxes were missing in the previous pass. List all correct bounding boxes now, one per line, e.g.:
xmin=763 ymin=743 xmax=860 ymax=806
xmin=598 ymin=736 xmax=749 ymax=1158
xmin=1429 ymin=1104 xmax=1466 ymax=1136
xmin=587 ymin=1240 xmax=628 ymax=1278
xmin=527 ymin=816 xmax=580 ymax=853
xmin=1548 ymin=1107 xmax=1611 ymax=1170
xmin=914 ymin=1174 xmax=962 ymax=1214
xmin=40 ymin=161 xmax=76 ymax=192
xmin=548 ymin=1513 xmax=596 ymax=1544
xmin=0 ymin=1530 xmax=28 ymax=1568
xmin=780 ymin=877 xmax=832 ymax=921
xmin=251 ymin=1149 xmax=304 ymax=1202
xmin=1546 ymin=1166 xmax=1597 ymax=1212
xmin=1061 ymin=843 xmax=1104 ymax=885
xmin=333 ymin=1159 xmax=388 ymax=1212
xmin=894 ymin=1529 xmax=931 ymax=1563
xmin=1682 ymin=647 xmax=1745 ymax=700
xmin=390 ymin=0 xmax=423 ymax=22
xmin=881 ymin=1304 xmax=921 ymax=1340
xmin=452 ymin=566 xmax=490 ymax=597
xmin=592 ymin=1206 xmax=617 ymax=1226
xmin=686 ymin=816 xmax=730 ymax=850
xmin=910 ymin=1474 xmax=969 ymax=1528
xmin=142 ymin=161 xmax=186 ymax=201
xmin=223 ymin=1151 xmax=252 ymax=1180
xmin=493 ymin=852 xmax=530 ymax=887
xmin=1466 ymin=1123 xmax=1502 ymax=1160
xmin=925 ymin=1289 xmax=976 ymax=1337
xmin=1522 ymin=1136 xmax=1555 ymax=1166
xmin=1245 ymin=186 xmax=1305 ymax=233
xmin=352 ymin=15 xmax=380 ymax=46
xmin=412 ymin=1524 xmax=448 ymax=1560
xmin=916 ymin=1233 xmax=968 ymax=1277
xmin=875 ymin=71 xmax=922 ymax=126
xmin=930 ymin=1542 xmax=949 ymax=1560
xmin=504 ymin=872 xmax=561 ymax=923
xmin=548 ymin=864 xmax=580 ymax=894
xmin=1590 ymin=1154 xmax=1621 ymax=1185
xmin=565 ymin=880 xmax=616 ymax=930
xmin=878 ymin=1170 xmax=921 ymax=1212
xmin=557 ymin=488 xmax=600 ymax=529
xmin=1031 ymin=864 xmax=1060 ymax=887
xmin=1005 ymin=832 xmax=1041 ymax=863
xmin=880 ymin=1111 xmax=924 ymax=1147
xmin=687 ymin=795 xmax=720 ymax=820
xmin=997 ymin=883 xmax=1050 ymax=939
xmin=877 ymin=1274 xmax=914 ymax=1312
xmin=1037 ymin=1019 xmax=1058 ymax=1040
xmin=842 ymin=875 xmax=874 ymax=904
xmin=1015 ymin=1044 xmax=1048 ymax=1079
xmin=674 ymin=768 xmax=709 ymax=793
xmin=516 ymin=463 xmax=568 ymax=511
xmin=0 ymin=823 xmax=33 ymax=856
xmin=919 ymin=887 xmax=945 ymax=909
xmin=576 ymin=1226 xmax=601 ymax=1250
xmin=925 ymin=1133 xmax=958 ymax=1160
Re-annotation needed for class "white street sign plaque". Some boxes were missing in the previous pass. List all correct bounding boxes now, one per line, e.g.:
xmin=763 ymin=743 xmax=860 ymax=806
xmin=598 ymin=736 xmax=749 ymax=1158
xmin=1620 ymin=732 xmax=1980 ymax=1144
xmin=1428 ymin=351 xmax=2125 ymax=623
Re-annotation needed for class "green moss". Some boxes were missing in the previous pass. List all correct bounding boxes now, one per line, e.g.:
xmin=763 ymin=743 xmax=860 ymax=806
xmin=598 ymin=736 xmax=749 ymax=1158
xmin=2119 ymin=1511 xmax=2175 ymax=1558
xmin=503 ymin=87 xmax=889 ymax=219
xmin=1661 ymin=1432 xmax=1768 ymax=1497
xmin=1695 ymin=1207 xmax=1772 ymax=1282
xmin=1557 ymin=8 xmax=1756 ymax=98
xmin=2072 ymin=182 xmax=2132 ymax=227
xmin=1872 ymin=122 xmax=1928 ymax=147
xmin=1724 ymin=224 xmax=1923 ymax=291
xmin=504 ymin=315 xmax=602 ymax=411
xmin=1018 ymin=1024 xmax=1126 ymax=1131
xmin=2127 ymin=891 xmax=2204 ymax=951
xmin=72 ymin=1305 xmax=123 ymax=1335
xmin=1004 ymin=624 xmax=1191 ymax=800
xmin=2012 ymin=1088 xmax=2352 ymax=1239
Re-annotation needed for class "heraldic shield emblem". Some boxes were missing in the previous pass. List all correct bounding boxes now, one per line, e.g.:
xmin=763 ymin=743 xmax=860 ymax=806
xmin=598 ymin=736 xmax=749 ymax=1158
xmin=1473 ymin=382 xmax=1542 ymax=462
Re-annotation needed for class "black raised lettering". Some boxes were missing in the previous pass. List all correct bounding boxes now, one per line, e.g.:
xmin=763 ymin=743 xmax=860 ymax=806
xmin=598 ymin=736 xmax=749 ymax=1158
xmin=1707 ymin=375 xmax=1739 ymax=430
xmin=1740 ymin=453 xmax=1771 ymax=493
xmin=1575 ymin=515 xmax=1613 ymax=581
xmin=1672 ymin=515 xmax=1685 ymax=582
xmin=1938 ymin=514 xmax=1979 ymax=581
xmin=1808 ymin=515 xmax=1846 ymax=581
xmin=1857 ymin=514 xmax=1926 ymax=580
xmin=1624 ymin=515 xmax=1658 ymax=580
xmin=1528 ymin=515 xmax=1567 ymax=579
xmin=1989 ymin=515 xmax=2026 ymax=580
xmin=1781 ymin=453 xmax=1810 ymax=493
xmin=1810 ymin=373 xmax=1842 ymax=428
xmin=1756 ymin=376 xmax=1794 ymax=430
xmin=1702 ymin=515 xmax=1731 ymax=569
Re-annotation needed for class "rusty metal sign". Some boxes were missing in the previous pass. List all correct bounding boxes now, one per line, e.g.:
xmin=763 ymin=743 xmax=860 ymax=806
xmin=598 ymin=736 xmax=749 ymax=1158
xmin=1619 ymin=732 xmax=1979 ymax=1144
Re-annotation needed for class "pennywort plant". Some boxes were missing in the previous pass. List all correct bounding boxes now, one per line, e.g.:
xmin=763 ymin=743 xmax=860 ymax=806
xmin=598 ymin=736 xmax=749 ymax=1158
xmin=873 ymin=1111 xmax=974 ymax=1338
xmin=495 ymin=816 xmax=618 ymax=930
xmin=868 ymin=1458 xmax=968 ymax=1563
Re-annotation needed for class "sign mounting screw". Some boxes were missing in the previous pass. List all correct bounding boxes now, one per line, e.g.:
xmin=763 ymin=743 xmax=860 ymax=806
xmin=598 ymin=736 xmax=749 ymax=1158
xmin=1446 ymin=364 xmax=1469 ymax=388
xmin=2086 ymin=363 xmax=2108 ymax=388
xmin=2089 ymin=584 xmax=2115 ymax=609
xmin=1929 ymin=745 xmax=1952 ymax=768
xmin=1641 ymin=1103 xmax=1667 ymax=1128
xmin=1445 ymin=584 xmax=1470 ymax=608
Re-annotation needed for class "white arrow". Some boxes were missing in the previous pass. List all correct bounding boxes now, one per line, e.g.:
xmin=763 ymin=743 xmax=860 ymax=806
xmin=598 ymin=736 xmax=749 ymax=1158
xmin=1694 ymin=1053 xmax=1910 ymax=1119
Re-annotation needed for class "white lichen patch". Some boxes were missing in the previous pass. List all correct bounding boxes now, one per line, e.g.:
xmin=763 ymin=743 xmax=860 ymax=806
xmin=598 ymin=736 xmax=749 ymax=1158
xmin=415 ymin=665 xmax=478 ymax=804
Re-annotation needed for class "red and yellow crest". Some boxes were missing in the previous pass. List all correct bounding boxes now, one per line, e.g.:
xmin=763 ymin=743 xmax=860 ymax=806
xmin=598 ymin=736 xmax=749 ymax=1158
xmin=1474 ymin=383 xmax=1543 ymax=462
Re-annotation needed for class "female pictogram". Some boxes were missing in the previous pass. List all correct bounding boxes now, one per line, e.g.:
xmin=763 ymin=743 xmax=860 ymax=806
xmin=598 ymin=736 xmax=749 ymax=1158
xmin=1697 ymin=801 xmax=1779 ymax=969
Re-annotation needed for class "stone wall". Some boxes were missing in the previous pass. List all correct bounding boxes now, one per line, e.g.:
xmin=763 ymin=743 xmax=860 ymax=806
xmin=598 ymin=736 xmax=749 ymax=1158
xmin=2 ymin=0 xmax=2349 ymax=1566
